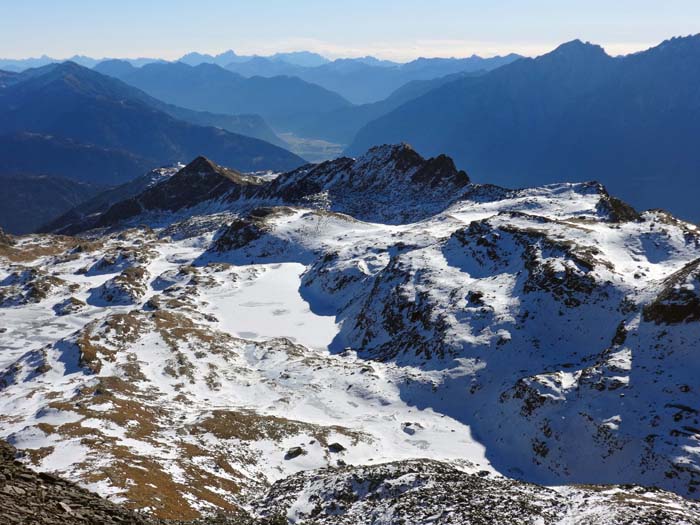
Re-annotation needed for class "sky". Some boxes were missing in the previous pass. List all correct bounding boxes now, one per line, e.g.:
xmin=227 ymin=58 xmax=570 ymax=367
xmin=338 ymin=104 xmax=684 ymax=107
xmin=1 ymin=0 xmax=699 ymax=61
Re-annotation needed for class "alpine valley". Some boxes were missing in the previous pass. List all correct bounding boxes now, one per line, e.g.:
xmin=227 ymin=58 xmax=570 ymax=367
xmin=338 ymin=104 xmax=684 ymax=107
xmin=2 ymin=144 xmax=700 ymax=524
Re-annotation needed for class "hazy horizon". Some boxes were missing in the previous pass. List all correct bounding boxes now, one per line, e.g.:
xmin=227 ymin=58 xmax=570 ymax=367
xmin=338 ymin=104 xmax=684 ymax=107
xmin=1 ymin=36 xmax=696 ymax=64
xmin=2 ymin=0 xmax=699 ymax=62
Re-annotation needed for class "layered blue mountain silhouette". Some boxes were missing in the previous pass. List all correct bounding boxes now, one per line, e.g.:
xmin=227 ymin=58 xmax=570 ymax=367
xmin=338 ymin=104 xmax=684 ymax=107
xmin=349 ymin=36 xmax=700 ymax=221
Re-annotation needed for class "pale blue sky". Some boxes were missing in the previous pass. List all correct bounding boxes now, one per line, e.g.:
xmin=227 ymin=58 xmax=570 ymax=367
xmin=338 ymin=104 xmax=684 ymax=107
xmin=1 ymin=0 xmax=699 ymax=61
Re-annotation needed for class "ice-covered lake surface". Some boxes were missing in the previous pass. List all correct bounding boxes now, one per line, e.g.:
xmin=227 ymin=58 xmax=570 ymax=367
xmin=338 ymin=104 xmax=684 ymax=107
xmin=204 ymin=262 xmax=339 ymax=350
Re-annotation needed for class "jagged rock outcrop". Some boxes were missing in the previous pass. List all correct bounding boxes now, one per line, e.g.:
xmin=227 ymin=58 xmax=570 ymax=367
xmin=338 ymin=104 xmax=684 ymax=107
xmin=96 ymin=157 xmax=265 ymax=228
xmin=87 ymin=266 xmax=150 ymax=305
xmin=262 ymin=143 xmax=471 ymax=222
xmin=644 ymin=258 xmax=700 ymax=324
xmin=0 ymin=266 xmax=72 ymax=306
xmin=57 ymin=144 xmax=472 ymax=233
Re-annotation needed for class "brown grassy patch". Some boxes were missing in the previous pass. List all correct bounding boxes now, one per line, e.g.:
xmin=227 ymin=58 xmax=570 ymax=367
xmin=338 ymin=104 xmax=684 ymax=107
xmin=0 ymin=235 xmax=102 ymax=263
xmin=192 ymin=409 xmax=365 ymax=446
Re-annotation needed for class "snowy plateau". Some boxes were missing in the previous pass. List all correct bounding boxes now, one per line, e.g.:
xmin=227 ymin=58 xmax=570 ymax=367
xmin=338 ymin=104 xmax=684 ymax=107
xmin=2 ymin=144 xmax=700 ymax=523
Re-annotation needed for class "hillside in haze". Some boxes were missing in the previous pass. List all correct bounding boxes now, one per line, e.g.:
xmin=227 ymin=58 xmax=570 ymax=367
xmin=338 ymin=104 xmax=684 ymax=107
xmin=93 ymin=57 xmax=520 ymax=152
xmin=349 ymin=35 xmax=700 ymax=221
xmin=93 ymin=59 xmax=286 ymax=147
xmin=0 ymin=54 xmax=163 ymax=72
xmin=0 ymin=132 xmax=151 ymax=186
xmin=288 ymin=71 xmax=481 ymax=144
xmin=179 ymin=49 xmax=330 ymax=67
xmin=94 ymin=60 xmax=353 ymax=132
xmin=2 ymin=50 xmax=517 ymax=107
xmin=0 ymin=174 xmax=102 ymax=234
xmin=223 ymin=53 xmax=521 ymax=104
xmin=0 ymin=62 xmax=305 ymax=182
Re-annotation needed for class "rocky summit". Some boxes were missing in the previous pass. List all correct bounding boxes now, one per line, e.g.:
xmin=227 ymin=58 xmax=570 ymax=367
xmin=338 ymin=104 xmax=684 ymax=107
xmin=3 ymin=144 xmax=700 ymax=523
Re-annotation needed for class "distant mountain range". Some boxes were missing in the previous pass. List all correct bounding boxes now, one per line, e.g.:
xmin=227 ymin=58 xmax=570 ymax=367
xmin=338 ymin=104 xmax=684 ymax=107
xmin=289 ymin=71 xmax=482 ymax=144
xmin=349 ymin=35 xmax=700 ymax=221
xmin=90 ymin=60 xmax=507 ymax=145
xmin=93 ymin=60 xmax=353 ymax=132
xmin=0 ymin=62 xmax=304 ymax=179
xmin=5 ymin=36 xmax=700 ymax=228
xmin=2 ymin=50 xmax=522 ymax=104
xmin=179 ymin=49 xmax=330 ymax=68
xmin=0 ymin=54 xmax=163 ymax=72
xmin=224 ymin=54 xmax=521 ymax=104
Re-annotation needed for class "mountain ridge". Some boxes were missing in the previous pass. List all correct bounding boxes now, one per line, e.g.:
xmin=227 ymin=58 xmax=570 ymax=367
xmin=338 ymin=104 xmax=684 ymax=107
xmin=56 ymin=144 xmax=471 ymax=233
xmin=348 ymin=34 xmax=700 ymax=221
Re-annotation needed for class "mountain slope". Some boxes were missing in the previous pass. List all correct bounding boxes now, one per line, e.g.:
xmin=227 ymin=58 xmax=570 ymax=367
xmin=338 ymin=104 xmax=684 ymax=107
xmin=349 ymin=36 xmax=700 ymax=221
xmin=0 ymin=132 xmax=151 ymax=185
xmin=0 ymin=173 xmax=103 ymax=234
xmin=255 ymin=460 xmax=700 ymax=524
xmin=0 ymin=70 xmax=17 ymax=87
xmin=289 ymin=70 xmax=481 ymax=144
xmin=0 ymin=440 xmax=158 ymax=524
xmin=2 ymin=438 xmax=696 ymax=524
xmin=0 ymin=62 xmax=304 ymax=180
xmin=41 ymin=165 xmax=181 ymax=235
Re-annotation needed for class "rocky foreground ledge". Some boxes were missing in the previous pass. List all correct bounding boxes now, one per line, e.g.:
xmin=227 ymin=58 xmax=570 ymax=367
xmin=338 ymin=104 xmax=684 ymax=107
xmin=0 ymin=440 xmax=150 ymax=524
xmin=0 ymin=440 xmax=253 ymax=524
xmin=3 ymin=437 xmax=700 ymax=524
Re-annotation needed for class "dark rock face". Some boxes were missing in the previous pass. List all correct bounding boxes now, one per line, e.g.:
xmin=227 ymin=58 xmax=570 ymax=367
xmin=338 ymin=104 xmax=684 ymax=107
xmin=644 ymin=258 xmax=700 ymax=324
xmin=285 ymin=446 xmax=306 ymax=460
xmin=96 ymin=157 xmax=263 ymax=227
xmin=212 ymin=217 xmax=271 ymax=252
xmin=596 ymin=191 xmax=642 ymax=223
